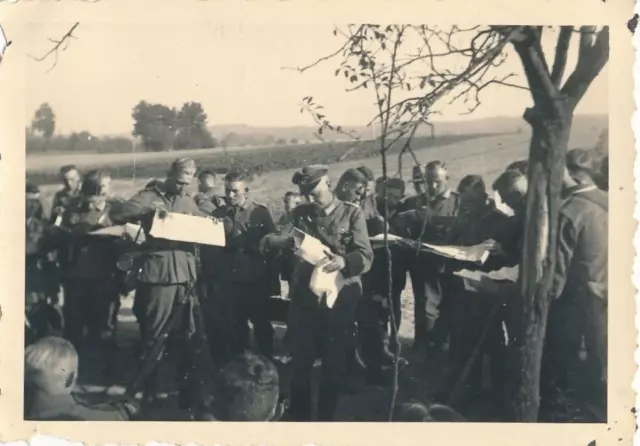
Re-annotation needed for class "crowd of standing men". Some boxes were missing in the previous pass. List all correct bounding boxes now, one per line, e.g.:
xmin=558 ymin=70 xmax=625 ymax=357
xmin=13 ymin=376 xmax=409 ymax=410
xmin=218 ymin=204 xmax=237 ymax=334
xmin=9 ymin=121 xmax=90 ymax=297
xmin=24 ymin=147 xmax=608 ymax=422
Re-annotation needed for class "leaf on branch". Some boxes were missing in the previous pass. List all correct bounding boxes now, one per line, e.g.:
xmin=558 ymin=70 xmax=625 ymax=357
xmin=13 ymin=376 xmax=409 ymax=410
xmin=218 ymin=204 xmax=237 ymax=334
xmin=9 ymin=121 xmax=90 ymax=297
xmin=316 ymin=114 xmax=325 ymax=120
xmin=350 ymin=75 xmax=358 ymax=82
xmin=318 ymin=127 xmax=323 ymax=135
xmin=335 ymin=68 xmax=340 ymax=76
xmin=378 ymin=98 xmax=385 ymax=106
xmin=344 ymin=70 xmax=349 ymax=78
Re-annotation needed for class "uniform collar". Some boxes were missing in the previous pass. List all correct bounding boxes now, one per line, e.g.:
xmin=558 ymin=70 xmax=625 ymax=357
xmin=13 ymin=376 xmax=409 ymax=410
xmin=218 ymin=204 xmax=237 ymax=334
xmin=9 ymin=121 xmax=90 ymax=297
xmin=430 ymin=188 xmax=452 ymax=203
xmin=322 ymin=197 xmax=339 ymax=216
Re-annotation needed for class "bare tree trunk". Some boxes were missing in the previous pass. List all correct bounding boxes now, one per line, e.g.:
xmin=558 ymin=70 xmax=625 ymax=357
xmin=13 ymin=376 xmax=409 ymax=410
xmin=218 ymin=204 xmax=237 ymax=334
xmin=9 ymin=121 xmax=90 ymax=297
xmin=508 ymin=104 xmax=572 ymax=421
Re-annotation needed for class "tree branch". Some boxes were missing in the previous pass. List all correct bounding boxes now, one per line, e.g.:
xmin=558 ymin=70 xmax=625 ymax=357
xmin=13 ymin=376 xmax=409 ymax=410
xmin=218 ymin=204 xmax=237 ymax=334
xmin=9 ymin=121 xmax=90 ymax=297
xmin=561 ymin=26 xmax=609 ymax=110
xmin=28 ymin=22 xmax=80 ymax=72
xmin=550 ymin=26 xmax=574 ymax=88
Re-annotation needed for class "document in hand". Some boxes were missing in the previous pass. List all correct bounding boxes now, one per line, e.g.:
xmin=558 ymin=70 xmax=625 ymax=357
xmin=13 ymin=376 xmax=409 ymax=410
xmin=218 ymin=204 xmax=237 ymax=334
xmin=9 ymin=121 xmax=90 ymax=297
xmin=421 ymin=242 xmax=490 ymax=264
xmin=149 ymin=211 xmax=226 ymax=247
xmin=90 ymin=223 xmax=146 ymax=243
xmin=369 ymin=233 xmax=405 ymax=248
xmin=292 ymin=228 xmax=345 ymax=308
xmin=454 ymin=266 xmax=519 ymax=293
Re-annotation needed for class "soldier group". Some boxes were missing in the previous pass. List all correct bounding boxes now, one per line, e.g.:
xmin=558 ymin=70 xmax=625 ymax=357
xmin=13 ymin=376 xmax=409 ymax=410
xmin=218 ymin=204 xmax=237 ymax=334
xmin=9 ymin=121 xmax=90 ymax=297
xmin=23 ymin=147 xmax=608 ymax=422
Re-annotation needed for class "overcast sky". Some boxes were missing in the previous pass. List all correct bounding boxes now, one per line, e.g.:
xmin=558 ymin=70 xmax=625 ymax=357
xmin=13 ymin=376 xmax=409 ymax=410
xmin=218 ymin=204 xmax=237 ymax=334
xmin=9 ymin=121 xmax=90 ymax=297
xmin=23 ymin=23 xmax=608 ymax=136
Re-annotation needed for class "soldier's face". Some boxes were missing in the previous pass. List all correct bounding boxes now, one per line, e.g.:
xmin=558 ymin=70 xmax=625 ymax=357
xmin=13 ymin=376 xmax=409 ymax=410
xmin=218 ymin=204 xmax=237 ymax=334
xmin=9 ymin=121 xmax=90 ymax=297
xmin=167 ymin=170 xmax=195 ymax=194
xmin=302 ymin=177 xmax=333 ymax=207
xmin=426 ymin=168 xmax=448 ymax=196
xmin=414 ymin=181 xmax=426 ymax=195
xmin=339 ymin=181 xmax=367 ymax=204
xmin=198 ymin=175 xmax=215 ymax=193
xmin=63 ymin=169 xmax=81 ymax=191
xmin=226 ymin=180 xmax=247 ymax=206
xmin=384 ymin=188 xmax=404 ymax=209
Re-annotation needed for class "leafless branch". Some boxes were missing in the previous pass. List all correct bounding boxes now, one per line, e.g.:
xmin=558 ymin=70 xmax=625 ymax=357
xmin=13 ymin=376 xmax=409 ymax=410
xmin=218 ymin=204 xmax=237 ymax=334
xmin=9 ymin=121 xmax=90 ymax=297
xmin=561 ymin=26 xmax=609 ymax=110
xmin=550 ymin=26 xmax=574 ymax=88
xmin=29 ymin=22 xmax=80 ymax=72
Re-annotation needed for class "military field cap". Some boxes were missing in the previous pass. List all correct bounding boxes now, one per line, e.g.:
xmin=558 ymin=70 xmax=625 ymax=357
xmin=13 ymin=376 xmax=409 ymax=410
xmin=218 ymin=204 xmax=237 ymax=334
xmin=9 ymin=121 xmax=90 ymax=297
xmin=376 ymin=176 xmax=405 ymax=191
xmin=26 ymin=182 xmax=40 ymax=198
xmin=411 ymin=165 xmax=425 ymax=183
xmin=566 ymin=148 xmax=596 ymax=174
xmin=292 ymin=164 xmax=329 ymax=190
xmin=339 ymin=168 xmax=368 ymax=185
xmin=356 ymin=165 xmax=375 ymax=181
xmin=170 ymin=157 xmax=197 ymax=182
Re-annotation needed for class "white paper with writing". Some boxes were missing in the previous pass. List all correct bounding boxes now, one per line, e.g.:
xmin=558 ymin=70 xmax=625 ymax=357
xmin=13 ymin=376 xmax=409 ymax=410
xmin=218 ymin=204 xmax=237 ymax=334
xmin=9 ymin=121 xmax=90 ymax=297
xmin=149 ymin=211 xmax=226 ymax=247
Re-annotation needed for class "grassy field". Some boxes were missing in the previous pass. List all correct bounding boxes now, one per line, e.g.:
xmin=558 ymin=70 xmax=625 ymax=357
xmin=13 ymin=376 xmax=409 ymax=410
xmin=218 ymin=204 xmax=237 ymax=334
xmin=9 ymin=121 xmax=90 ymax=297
xmin=33 ymin=122 xmax=605 ymax=225
xmin=27 ymin=133 xmax=503 ymax=184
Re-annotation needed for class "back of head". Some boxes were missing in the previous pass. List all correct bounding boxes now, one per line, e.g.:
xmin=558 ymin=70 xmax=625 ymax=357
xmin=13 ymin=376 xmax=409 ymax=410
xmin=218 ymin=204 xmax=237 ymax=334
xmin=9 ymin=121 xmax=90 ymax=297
xmin=211 ymin=352 xmax=280 ymax=421
xmin=25 ymin=336 xmax=78 ymax=394
xmin=506 ymin=159 xmax=529 ymax=176
xmin=566 ymin=148 xmax=597 ymax=184
xmin=80 ymin=169 xmax=110 ymax=196
xmin=457 ymin=174 xmax=485 ymax=195
xmin=394 ymin=402 xmax=431 ymax=421
xmin=394 ymin=401 xmax=467 ymax=422
xmin=356 ymin=165 xmax=375 ymax=182
xmin=493 ymin=169 xmax=527 ymax=195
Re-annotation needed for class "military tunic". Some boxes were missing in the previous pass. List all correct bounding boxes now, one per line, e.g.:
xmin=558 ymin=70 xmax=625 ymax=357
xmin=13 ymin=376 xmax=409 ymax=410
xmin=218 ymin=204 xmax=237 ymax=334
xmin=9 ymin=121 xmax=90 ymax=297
xmin=110 ymin=182 xmax=209 ymax=410
xmin=56 ymin=196 xmax=123 ymax=354
xmin=401 ymin=189 xmax=460 ymax=348
xmin=195 ymin=191 xmax=226 ymax=215
xmin=200 ymin=200 xmax=277 ymax=363
xmin=357 ymin=199 xmax=410 ymax=376
xmin=541 ymin=186 xmax=608 ymax=421
xmin=277 ymin=198 xmax=373 ymax=421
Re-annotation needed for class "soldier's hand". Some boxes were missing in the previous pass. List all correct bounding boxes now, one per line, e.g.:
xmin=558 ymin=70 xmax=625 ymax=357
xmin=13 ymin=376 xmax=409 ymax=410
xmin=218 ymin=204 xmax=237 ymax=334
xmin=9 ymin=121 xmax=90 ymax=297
xmin=482 ymin=239 xmax=505 ymax=256
xmin=321 ymin=251 xmax=346 ymax=273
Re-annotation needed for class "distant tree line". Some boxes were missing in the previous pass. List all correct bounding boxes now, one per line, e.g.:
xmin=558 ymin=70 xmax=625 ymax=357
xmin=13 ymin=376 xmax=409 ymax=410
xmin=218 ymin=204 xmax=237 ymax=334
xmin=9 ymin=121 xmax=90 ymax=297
xmin=26 ymin=102 xmax=309 ymax=154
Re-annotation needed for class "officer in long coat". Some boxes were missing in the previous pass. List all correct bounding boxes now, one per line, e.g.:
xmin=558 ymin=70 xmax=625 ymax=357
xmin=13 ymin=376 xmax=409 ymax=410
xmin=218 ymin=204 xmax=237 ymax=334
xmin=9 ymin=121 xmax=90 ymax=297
xmin=200 ymin=171 xmax=277 ymax=364
xmin=260 ymin=164 xmax=374 ymax=421
xmin=110 ymin=158 xmax=210 ymax=417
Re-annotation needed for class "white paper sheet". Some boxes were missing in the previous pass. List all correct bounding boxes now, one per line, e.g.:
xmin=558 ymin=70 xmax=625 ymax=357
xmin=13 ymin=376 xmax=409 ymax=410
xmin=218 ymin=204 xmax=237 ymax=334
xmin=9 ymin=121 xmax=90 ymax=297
xmin=149 ymin=211 xmax=226 ymax=247
xmin=292 ymin=228 xmax=345 ymax=307
xmin=90 ymin=223 xmax=145 ymax=243
xmin=310 ymin=261 xmax=346 ymax=309
xmin=292 ymin=228 xmax=330 ymax=265
xmin=421 ymin=242 xmax=490 ymax=264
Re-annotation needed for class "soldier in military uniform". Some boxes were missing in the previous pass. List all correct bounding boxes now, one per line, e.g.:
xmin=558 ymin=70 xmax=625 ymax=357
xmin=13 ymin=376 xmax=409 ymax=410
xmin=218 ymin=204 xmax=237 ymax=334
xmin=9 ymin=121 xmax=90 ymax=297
xmin=110 ymin=158 xmax=210 ymax=416
xmin=200 ymin=171 xmax=277 ymax=365
xmin=25 ymin=336 xmax=138 ymax=421
xmin=195 ymin=169 xmax=226 ymax=214
xmin=50 ymin=170 xmax=127 ymax=377
xmin=402 ymin=164 xmax=429 ymax=210
xmin=404 ymin=161 xmax=460 ymax=352
xmin=260 ymin=165 xmax=374 ymax=421
xmin=357 ymin=177 xmax=410 ymax=384
xmin=50 ymin=164 xmax=82 ymax=224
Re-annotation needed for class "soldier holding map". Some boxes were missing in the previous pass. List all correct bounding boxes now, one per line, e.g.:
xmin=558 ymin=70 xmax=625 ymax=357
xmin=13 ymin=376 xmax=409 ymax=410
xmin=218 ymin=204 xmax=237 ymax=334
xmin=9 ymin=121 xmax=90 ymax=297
xmin=110 ymin=157 xmax=210 ymax=417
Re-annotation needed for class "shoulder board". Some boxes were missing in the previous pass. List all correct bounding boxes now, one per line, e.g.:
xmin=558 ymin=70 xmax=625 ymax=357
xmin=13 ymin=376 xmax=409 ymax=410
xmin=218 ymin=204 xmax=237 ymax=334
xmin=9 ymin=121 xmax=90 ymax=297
xmin=343 ymin=201 xmax=359 ymax=208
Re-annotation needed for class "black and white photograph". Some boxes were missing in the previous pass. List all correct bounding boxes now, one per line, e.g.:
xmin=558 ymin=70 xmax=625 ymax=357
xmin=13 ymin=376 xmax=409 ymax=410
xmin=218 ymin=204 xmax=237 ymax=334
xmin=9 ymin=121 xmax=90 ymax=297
xmin=0 ymin=2 xmax=634 ymax=442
